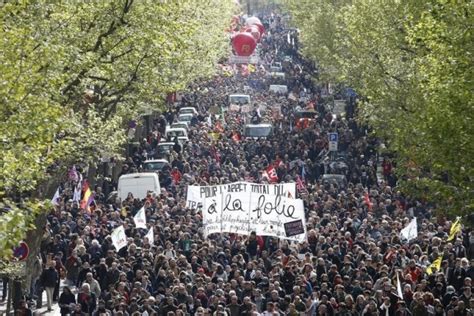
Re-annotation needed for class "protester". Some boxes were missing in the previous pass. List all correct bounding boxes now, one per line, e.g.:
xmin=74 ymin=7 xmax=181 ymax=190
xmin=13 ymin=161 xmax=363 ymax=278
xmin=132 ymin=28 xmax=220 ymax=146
xmin=58 ymin=286 xmax=76 ymax=315
xmin=40 ymin=260 xmax=58 ymax=312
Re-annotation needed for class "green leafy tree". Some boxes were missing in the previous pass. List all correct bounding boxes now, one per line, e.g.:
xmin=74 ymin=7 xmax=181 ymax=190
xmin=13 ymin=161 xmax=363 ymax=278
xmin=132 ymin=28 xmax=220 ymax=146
xmin=0 ymin=0 xmax=235 ymax=260
xmin=286 ymin=0 xmax=473 ymax=219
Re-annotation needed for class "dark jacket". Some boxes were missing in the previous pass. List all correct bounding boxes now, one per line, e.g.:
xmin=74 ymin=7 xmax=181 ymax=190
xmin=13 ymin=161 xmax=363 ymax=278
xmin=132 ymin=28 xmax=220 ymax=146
xmin=59 ymin=291 xmax=76 ymax=315
xmin=40 ymin=267 xmax=58 ymax=288
xmin=77 ymin=291 xmax=97 ymax=314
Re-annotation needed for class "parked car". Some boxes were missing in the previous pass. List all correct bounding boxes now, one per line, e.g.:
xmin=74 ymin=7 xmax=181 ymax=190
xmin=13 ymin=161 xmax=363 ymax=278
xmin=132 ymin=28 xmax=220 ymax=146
xmin=269 ymin=85 xmax=288 ymax=94
xmin=170 ymin=122 xmax=188 ymax=130
xmin=242 ymin=123 xmax=273 ymax=139
xmin=165 ymin=127 xmax=188 ymax=142
xmin=178 ymin=106 xmax=198 ymax=116
xmin=177 ymin=113 xmax=194 ymax=126
xmin=156 ymin=142 xmax=178 ymax=158
xmin=321 ymin=174 xmax=347 ymax=188
xmin=228 ymin=94 xmax=251 ymax=105
xmin=142 ymin=159 xmax=170 ymax=173
xmin=270 ymin=62 xmax=282 ymax=72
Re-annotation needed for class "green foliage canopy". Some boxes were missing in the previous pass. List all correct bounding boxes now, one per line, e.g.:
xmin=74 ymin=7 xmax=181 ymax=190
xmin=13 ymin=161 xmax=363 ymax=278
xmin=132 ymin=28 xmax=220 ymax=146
xmin=287 ymin=0 xmax=473 ymax=218
xmin=0 ymin=0 xmax=236 ymax=259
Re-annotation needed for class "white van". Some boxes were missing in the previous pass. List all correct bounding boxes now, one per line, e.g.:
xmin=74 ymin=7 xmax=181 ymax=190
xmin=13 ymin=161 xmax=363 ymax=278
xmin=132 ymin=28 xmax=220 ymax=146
xmin=117 ymin=173 xmax=160 ymax=201
xmin=270 ymin=62 xmax=282 ymax=72
xmin=243 ymin=123 xmax=273 ymax=139
xmin=269 ymin=85 xmax=288 ymax=94
xmin=228 ymin=94 xmax=251 ymax=105
xmin=165 ymin=127 xmax=188 ymax=141
xmin=269 ymin=72 xmax=285 ymax=79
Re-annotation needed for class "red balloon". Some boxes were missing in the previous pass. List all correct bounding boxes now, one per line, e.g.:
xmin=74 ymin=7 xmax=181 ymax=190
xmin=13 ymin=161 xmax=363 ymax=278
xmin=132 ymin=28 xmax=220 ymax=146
xmin=232 ymin=32 xmax=257 ymax=56
xmin=252 ymin=21 xmax=265 ymax=35
xmin=246 ymin=17 xmax=265 ymax=35
xmin=246 ymin=17 xmax=261 ymax=26
xmin=244 ymin=26 xmax=261 ymax=41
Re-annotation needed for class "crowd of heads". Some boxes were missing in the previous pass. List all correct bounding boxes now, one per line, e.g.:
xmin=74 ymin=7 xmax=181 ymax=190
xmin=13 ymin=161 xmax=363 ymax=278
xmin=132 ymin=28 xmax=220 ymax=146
xmin=27 ymin=13 xmax=473 ymax=316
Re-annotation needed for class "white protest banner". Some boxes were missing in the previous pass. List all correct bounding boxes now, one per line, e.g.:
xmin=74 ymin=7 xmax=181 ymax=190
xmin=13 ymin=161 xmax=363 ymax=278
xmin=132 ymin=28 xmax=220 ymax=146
xmin=145 ymin=227 xmax=154 ymax=245
xmin=111 ymin=225 xmax=127 ymax=251
xmin=188 ymin=182 xmax=295 ymax=208
xmin=133 ymin=207 xmax=147 ymax=229
xmin=219 ymin=182 xmax=252 ymax=235
xmin=251 ymin=194 xmax=306 ymax=242
xmin=195 ymin=182 xmax=305 ymax=241
xmin=51 ymin=187 xmax=61 ymax=206
xmin=400 ymin=218 xmax=417 ymax=242
xmin=186 ymin=185 xmax=202 ymax=209
xmin=247 ymin=182 xmax=296 ymax=199
xmin=396 ymin=271 xmax=403 ymax=299
xmin=202 ymin=196 xmax=223 ymax=237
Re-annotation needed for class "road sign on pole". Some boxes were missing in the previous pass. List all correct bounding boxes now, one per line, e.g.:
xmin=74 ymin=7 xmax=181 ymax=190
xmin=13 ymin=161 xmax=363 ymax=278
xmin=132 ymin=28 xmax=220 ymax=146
xmin=328 ymin=133 xmax=338 ymax=151
xmin=13 ymin=241 xmax=29 ymax=261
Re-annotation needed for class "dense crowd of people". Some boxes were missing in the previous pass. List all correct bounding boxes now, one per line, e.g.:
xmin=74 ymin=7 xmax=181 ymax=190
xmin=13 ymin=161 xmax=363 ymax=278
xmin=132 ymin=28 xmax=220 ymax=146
xmin=7 ymin=13 xmax=473 ymax=316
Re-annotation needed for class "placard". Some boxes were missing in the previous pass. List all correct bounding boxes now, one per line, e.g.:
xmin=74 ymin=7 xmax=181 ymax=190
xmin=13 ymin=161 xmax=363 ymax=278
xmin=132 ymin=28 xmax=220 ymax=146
xmin=284 ymin=219 xmax=305 ymax=237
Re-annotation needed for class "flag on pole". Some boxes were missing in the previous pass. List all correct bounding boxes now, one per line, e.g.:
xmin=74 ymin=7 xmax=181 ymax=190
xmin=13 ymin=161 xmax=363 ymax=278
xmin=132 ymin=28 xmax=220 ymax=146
xmin=296 ymin=175 xmax=306 ymax=193
xmin=400 ymin=218 xmax=418 ymax=242
xmin=145 ymin=227 xmax=154 ymax=245
xmin=133 ymin=206 xmax=147 ymax=229
xmin=215 ymin=121 xmax=224 ymax=133
xmin=426 ymin=256 xmax=443 ymax=275
xmin=111 ymin=225 xmax=127 ymax=251
xmin=232 ymin=132 xmax=241 ymax=142
xmin=51 ymin=187 xmax=61 ymax=206
xmin=301 ymin=164 xmax=306 ymax=181
xmin=364 ymin=192 xmax=373 ymax=211
xmin=248 ymin=63 xmax=256 ymax=73
xmin=68 ymin=165 xmax=79 ymax=182
xmin=80 ymin=181 xmax=94 ymax=212
xmin=396 ymin=271 xmax=403 ymax=299
xmin=241 ymin=64 xmax=250 ymax=76
xmin=447 ymin=217 xmax=461 ymax=241
xmin=263 ymin=165 xmax=278 ymax=183
xmin=73 ymin=173 xmax=83 ymax=203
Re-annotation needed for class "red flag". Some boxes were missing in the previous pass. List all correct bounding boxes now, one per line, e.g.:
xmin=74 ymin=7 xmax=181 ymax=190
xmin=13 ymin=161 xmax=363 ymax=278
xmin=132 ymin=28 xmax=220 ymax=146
xmin=264 ymin=165 xmax=278 ymax=183
xmin=296 ymin=175 xmax=306 ymax=192
xmin=215 ymin=121 xmax=224 ymax=133
xmin=232 ymin=132 xmax=241 ymax=142
xmin=364 ymin=192 xmax=373 ymax=211
xmin=273 ymin=159 xmax=284 ymax=169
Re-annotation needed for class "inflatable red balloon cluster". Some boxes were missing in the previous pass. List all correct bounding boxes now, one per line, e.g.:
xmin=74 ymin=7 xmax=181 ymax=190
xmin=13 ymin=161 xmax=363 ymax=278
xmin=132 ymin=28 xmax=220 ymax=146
xmin=231 ymin=16 xmax=265 ymax=57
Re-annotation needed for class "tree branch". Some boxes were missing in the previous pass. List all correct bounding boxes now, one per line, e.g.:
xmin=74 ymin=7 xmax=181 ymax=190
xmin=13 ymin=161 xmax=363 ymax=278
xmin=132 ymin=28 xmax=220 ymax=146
xmin=100 ymin=47 xmax=134 ymax=63
xmin=101 ymin=52 xmax=148 ymax=119
xmin=88 ymin=75 xmax=109 ymax=82
xmin=61 ymin=1 xmax=134 ymax=100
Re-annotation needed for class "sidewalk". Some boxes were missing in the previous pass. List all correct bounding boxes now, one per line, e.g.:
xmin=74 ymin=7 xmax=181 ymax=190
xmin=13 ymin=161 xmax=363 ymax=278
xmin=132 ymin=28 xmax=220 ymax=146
xmin=0 ymin=281 xmax=69 ymax=316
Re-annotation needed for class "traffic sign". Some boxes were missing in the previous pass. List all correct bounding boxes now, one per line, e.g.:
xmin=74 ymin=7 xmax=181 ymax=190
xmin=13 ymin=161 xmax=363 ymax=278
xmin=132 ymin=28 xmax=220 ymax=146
xmin=13 ymin=241 xmax=29 ymax=261
xmin=328 ymin=133 xmax=338 ymax=151
xmin=329 ymin=133 xmax=338 ymax=142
